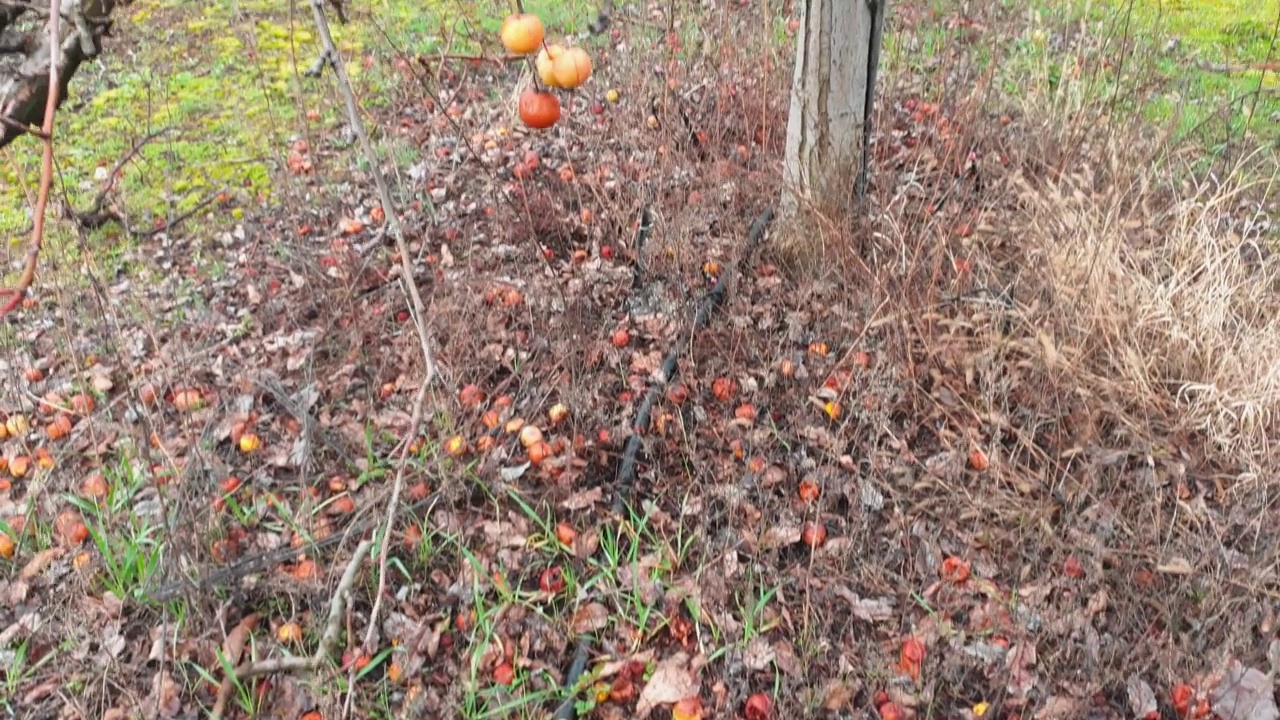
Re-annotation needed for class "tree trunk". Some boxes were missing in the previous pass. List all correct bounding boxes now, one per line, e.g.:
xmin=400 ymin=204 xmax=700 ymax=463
xmin=781 ymin=0 xmax=883 ymax=217
xmin=0 ymin=0 xmax=123 ymax=151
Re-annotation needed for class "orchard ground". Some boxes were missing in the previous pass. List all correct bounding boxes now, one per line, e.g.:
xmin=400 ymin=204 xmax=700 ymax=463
xmin=1 ymin=1 xmax=1279 ymax=719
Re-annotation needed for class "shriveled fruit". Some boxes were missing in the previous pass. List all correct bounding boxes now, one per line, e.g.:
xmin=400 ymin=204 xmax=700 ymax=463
xmin=672 ymin=697 xmax=704 ymax=720
xmin=24 ymin=367 xmax=43 ymax=382
xmin=239 ymin=433 xmax=262 ymax=453
xmin=444 ymin=435 xmax=468 ymax=457
xmin=9 ymin=455 xmax=30 ymax=478
xmin=798 ymin=479 xmax=820 ymax=503
xmin=878 ymin=702 xmax=903 ymax=720
xmin=46 ymin=414 xmax=72 ymax=440
xmin=536 ymin=44 xmax=565 ymax=87
xmin=779 ymin=358 xmax=795 ymax=378
xmin=744 ymin=693 xmax=773 ymax=720
xmin=5 ymin=414 xmax=29 ymax=437
xmin=539 ymin=566 xmax=565 ymax=593
xmin=555 ymin=522 xmax=577 ymax=545
xmin=138 ymin=383 xmax=158 ymax=405
xmin=1171 ymin=683 xmax=1193 ymax=717
xmin=552 ymin=47 xmax=593 ymax=89
xmin=968 ymin=447 xmax=989 ymax=471
xmin=173 ymin=388 xmax=204 ymax=412
xmin=666 ymin=384 xmax=689 ymax=405
xmin=500 ymin=13 xmax=544 ymax=55
xmin=712 ymin=377 xmax=736 ymax=401
xmin=459 ymin=384 xmax=486 ymax=408
xmin=342 ymin=650 xmax=371 ymax=672
xmin=518 ymin=89 xmax=561 ymax=130
xmin=70 ymin=393 xmax=95 ymax=414
xmin=328 ymin=495 xmax=357 ymax=516
xmin=899 ymin=637 xmax=925 ymax=681
xmin=277 ymin=622 xmax=303 ymax=643
xmin=800 ymin=522 xmax=827 ymax=548
xmin=823 ymin=400 xmax=843 ymax=420
xmin=941 ymin=556 xmax=970 ymax=583
xmin=57 ymin=510 xmax=90 ymax=545
xmin=528 ymin=440 xmax=553 ymax=465
xmin=82 ymin=473 xmax=109 ymax=499
xmin=291 ymin=557 xmax=317 ymax=579
xmin=547 ymin=403 xmax=569 ymax=425
xmin=38 ymin=391 xmax=64 ymax=414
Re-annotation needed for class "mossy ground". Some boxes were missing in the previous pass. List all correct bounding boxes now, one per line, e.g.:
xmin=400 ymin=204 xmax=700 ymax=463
xmin=889 ymin=0 xmax=1279 ymax=160
xmin=0 ymin=0 xmax=596 ymax=287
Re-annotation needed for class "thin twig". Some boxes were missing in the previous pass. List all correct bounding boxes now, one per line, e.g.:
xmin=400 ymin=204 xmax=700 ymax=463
xmin=209 ymin=539 xmax=372 ymax=718
xmin=69 ymin=126 xmax=173 ymax=227
xmin=0 ymin=115 xmax=51 ymax=140
xmin=0 ymin=0 xmax=60 ymax=318
xmin=305 ymin=4 xmax=439 ymax=717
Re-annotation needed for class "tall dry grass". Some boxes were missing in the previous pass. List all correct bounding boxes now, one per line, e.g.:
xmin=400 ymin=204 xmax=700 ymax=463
xmin=1011 ymin=149 xmax=1280 ymax=468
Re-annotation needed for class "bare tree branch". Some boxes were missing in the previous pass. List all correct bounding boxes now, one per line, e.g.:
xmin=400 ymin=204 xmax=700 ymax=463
xmin=0 ymin=0 xmax=123 ymax=149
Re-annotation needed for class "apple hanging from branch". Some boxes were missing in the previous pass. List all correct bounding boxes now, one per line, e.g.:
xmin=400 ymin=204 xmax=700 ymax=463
xmin=500 ymin=7 xmax=594 ymax=130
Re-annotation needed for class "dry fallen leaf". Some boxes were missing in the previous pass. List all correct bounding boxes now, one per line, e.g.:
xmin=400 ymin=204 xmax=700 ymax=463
xmin=1212 ymin=660 xmax=1278 ymax=720
xmin=570 ymin=602 xmax=610 ymax=634
xmin=1156 ymin=557 xmax=1194 ymax=575
xmin=1034 ymin=695 xmax=1081 ymax=720
xmin=560 ymin=486 xmax=604 ymax=511
xmin=637 ymin=652 xmax=700 ymax=718
xmin=831 ymin=585 xmax=895 ymax=622
xmin=742 ymin=636 xmax=775 ymax=671
xmin=1126 ymin=675 xmax=1157 ymax=720
xmin=146 ymin=672 xmax=182 ymax=719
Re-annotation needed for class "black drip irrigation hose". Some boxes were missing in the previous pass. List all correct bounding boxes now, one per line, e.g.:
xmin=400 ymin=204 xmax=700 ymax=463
xmin=552 ymin=206 xmax=776 ymax=720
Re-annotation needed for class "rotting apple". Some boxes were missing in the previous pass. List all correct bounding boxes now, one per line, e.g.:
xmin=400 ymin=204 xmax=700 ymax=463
xmin=519 ymin=424 xmax=544 ymax=449
xmin=712 ymin=377 xmax=736 ymax=401
xmin=528 ymin=440 xmax=553 ymax=465
xmin=548 ymin=403 xmax=569 ymax=425
xmin=555 ymin=522 xmax=577 ymax=545
xmin=444 ymin=435 xmax=468 ymax=457
xmin=239 ymin=433 xmax=262 ymax=453
xmin=539 ymin=566 xmax=565 ymax=593
xmin=800 ymin=522 xmax=827 ymax=549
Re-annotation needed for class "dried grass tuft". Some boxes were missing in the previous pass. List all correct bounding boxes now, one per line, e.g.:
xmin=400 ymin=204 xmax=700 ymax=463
xmin=1011 ymin=146 xmax=1280 ymax=469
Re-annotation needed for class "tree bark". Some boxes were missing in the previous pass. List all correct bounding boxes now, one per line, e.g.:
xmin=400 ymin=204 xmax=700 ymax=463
xmin=0 ymin=0 xmax=123 ymax=151
xmin=781 ymin=0 xmax=882 ymax=217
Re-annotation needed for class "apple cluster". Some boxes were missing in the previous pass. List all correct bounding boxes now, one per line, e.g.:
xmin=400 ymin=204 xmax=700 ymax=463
xmin=500 ymin=13 xmax=594 ymax=129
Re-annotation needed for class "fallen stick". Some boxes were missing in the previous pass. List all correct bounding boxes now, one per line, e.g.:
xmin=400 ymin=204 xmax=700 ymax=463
xmin=210 ymin=539 xmax=373 ymax=718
